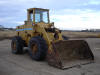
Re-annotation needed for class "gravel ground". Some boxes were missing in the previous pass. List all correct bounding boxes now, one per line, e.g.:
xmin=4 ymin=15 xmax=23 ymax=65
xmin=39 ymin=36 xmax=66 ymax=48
xmin=0 ymin=38 xmax=100 ymax=75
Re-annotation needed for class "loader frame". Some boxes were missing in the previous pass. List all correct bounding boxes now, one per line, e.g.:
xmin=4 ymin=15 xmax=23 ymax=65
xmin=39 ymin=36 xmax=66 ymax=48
xmin=13 ymin=8 xmax=94 ymax=69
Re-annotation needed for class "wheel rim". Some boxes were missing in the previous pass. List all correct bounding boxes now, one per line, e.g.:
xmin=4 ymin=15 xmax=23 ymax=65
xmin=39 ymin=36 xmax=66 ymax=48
xmin=12 ymin=42 xmax=16 ymax=51
xmin=31 ymin=43 xmax=38 ymax=55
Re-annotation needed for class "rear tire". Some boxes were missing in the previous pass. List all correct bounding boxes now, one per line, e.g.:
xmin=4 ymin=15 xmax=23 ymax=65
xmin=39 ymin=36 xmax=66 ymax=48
xmin=28 ymin=36 xmax=48 ymax=61
xmin=11 ymin=36 xmax=24 ymax=54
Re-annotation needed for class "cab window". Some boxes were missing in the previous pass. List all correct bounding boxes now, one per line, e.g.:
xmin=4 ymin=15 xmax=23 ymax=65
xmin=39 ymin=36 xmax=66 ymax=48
xmin=35 ymin=9 xmax=49 ymax=23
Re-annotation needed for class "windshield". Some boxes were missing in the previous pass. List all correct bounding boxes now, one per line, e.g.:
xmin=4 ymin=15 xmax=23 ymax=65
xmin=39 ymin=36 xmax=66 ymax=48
xmin=35 ymin=9 xmax=49 ymax=23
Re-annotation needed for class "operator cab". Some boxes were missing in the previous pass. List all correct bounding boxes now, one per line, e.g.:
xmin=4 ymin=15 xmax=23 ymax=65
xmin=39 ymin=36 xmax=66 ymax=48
xmin=27 ymin=8 xmax=50 ymax=24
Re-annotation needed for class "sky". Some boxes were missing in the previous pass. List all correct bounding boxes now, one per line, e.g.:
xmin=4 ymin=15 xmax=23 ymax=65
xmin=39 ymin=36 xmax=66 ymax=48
xmin=0 ymin=0 xmax=100 ymax=30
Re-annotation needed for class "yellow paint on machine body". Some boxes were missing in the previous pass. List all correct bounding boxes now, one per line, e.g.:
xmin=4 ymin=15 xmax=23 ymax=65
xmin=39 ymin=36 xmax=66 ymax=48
xmin=15 ymin=8 xmax=94 ymax=69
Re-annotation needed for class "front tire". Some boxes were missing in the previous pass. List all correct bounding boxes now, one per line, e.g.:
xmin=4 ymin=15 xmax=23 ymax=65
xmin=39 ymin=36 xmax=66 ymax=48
xmin=28 ymin=36 xmax=48 ymax=61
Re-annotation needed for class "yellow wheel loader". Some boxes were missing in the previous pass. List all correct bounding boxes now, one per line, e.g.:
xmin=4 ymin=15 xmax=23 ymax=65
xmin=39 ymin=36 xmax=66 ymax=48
xmin=11 ymin=8 xmax=94 ymax=69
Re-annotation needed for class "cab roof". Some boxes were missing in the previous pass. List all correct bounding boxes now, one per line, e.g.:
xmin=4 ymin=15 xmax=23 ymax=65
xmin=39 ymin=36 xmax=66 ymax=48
xmin=27 ymin=8 xmax=49 ymax=11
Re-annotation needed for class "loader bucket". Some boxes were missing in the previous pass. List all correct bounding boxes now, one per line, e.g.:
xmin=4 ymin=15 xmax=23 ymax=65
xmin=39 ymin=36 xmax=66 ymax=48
xmin=47 ymin=40 xmax=94 ymax=69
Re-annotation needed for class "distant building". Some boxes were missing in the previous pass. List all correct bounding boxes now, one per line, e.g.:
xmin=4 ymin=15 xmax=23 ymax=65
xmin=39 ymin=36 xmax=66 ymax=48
xmin=0 ymin=25 xmax=15 ymax=31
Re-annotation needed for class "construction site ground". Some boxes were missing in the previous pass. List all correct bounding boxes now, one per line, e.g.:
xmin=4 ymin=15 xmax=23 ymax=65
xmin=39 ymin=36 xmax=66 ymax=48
xmin=0 ymin=38 xmax=100 ymax=75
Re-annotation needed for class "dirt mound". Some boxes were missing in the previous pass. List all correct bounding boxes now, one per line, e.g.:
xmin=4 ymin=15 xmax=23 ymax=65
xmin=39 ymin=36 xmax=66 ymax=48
xmin=0 ymin=37 xmax=12 ymax=41
xmin=0 ymin=30 xmax=15 ymax=41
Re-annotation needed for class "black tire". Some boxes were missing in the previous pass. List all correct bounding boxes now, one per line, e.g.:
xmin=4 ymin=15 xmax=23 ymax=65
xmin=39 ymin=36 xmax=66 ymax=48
xmin=11 ymin=36 xmax=24 ymax=54
xmin=62 ymin=35 xmax=68 ymax=40
xmin=28 ymin=36 xmax=48 ymax=61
